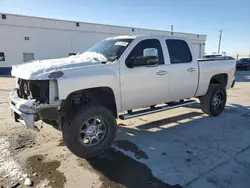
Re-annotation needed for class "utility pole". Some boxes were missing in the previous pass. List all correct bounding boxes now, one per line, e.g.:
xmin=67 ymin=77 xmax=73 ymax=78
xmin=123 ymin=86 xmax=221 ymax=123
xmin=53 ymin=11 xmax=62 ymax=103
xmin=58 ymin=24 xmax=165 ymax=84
xmin=218 ymin=30 xmax=223 ymax=54
xmin=170 ymin=25 xmax=173 ymax=32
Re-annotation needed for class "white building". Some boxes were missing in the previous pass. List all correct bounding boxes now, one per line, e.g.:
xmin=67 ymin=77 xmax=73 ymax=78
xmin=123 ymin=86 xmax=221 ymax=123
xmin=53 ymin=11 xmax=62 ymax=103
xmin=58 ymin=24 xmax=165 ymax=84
xmin=0 ymin=13 xmax=206 ymax=75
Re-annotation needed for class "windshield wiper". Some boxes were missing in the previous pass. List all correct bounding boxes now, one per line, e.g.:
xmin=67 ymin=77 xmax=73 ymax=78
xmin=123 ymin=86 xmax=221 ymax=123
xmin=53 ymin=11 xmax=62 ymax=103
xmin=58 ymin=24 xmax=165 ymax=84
xmin=93 ymin=57 xmax=100 ymax=62
xmin=93 ymin=57 xmax=107 ymax=64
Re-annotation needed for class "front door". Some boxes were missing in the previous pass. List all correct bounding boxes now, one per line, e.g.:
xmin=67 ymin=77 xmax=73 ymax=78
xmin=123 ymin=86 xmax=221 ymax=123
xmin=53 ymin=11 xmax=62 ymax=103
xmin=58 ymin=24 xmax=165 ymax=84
xmin=120 ymin=38 xmax=170 ymax=111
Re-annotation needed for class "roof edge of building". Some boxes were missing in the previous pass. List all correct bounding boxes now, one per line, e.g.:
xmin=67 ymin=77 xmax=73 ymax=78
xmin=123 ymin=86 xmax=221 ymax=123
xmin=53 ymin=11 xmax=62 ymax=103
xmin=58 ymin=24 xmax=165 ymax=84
xmin=0 ymin=12 xmax=207 ymax=38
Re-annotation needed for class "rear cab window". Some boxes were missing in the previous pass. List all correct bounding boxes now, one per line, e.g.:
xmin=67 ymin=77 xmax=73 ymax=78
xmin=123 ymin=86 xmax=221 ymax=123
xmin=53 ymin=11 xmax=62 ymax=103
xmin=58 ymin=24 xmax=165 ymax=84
xmin=165 ymin=39 xmax=192 ymax=64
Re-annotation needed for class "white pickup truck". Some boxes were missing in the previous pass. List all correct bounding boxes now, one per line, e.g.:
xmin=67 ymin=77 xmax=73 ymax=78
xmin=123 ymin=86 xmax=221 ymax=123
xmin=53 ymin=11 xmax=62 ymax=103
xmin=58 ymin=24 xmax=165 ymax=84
xmin=10 ymin=35 xmax=236 ymax=158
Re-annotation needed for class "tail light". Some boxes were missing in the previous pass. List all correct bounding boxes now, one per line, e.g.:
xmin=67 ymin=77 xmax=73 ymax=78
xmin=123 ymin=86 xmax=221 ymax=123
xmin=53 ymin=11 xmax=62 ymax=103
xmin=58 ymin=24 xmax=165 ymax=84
xmin=234 ymin=64 xmax=236 ymax=77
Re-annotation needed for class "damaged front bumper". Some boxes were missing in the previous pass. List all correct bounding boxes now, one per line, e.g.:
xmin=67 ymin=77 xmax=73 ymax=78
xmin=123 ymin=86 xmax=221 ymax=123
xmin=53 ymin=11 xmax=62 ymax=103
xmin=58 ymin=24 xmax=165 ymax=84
xmin=10 ymin=89 xmax=61 ymax=131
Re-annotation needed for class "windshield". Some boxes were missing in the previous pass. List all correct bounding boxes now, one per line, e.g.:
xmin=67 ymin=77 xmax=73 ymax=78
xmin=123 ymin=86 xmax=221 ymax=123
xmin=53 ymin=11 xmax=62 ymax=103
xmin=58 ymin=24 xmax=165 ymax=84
xmin=238 ymin=58 xmax=250 ymax=63
xmin=87 ymin=38 xmax=133 ymax=62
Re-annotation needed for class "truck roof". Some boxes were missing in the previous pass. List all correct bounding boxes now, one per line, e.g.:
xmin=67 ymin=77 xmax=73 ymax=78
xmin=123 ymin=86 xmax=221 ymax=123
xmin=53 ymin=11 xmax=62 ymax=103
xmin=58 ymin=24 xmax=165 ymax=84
xmin=106 ymin=35 xmax=137 ymax=40
xmin=107 ymin=35 xmax=188 ymax=41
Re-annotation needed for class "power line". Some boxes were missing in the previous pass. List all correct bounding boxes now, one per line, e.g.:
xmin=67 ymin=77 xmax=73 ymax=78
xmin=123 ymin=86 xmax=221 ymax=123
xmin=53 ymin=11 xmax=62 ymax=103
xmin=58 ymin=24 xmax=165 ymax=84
xmin=218 ymin=30 xmax=222 ymax=54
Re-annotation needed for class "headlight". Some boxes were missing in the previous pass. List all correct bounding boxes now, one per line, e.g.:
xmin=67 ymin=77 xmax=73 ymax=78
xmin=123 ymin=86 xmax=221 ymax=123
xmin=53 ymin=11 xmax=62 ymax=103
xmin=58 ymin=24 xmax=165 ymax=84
xmin=19 ymin=104 xmax=36 ymax=114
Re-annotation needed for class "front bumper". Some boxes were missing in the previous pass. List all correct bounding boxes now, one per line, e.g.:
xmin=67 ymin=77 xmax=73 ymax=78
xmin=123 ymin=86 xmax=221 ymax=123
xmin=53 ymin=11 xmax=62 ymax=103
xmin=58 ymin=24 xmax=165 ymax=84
xmin=10 ymin=89 xmax=38 ymax=131
xmin=10 ymin=89 xmax=61 ymax=131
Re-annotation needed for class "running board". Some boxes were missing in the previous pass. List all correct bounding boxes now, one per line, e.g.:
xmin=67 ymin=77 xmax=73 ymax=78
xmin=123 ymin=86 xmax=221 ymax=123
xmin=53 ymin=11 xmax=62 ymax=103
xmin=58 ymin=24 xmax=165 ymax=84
xmin=119 ymin=100 xmax=197 ymax=120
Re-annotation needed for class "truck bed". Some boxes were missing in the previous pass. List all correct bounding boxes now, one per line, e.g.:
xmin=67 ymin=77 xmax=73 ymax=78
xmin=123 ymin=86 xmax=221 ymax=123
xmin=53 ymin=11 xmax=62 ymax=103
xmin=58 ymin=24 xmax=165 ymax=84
xmin=198 ymin=58 xmax=235 ymax=62
xmin=195 ymin=59 xmax=236 ymax=97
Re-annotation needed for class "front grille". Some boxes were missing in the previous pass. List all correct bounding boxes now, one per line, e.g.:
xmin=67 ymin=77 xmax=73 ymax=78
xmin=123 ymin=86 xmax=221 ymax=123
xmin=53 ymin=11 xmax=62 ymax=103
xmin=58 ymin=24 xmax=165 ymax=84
xmin=17 ymin=79 xmax=49 ymax=104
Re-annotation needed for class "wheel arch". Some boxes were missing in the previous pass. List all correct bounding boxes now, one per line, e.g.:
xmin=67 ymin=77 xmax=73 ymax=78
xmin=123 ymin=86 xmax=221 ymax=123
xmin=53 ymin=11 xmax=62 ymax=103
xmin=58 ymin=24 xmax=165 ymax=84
xmin=196 ymin=73 xmax=229 ymax=98
xmin=61 ymin=87 xmax=118 ymax=118
xmin=209 ymin=73 xmax=228 ymax=88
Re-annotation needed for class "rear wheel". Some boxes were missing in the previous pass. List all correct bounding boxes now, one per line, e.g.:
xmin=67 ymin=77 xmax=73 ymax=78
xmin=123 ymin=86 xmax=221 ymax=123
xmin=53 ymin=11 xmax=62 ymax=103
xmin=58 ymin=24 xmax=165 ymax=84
xmin=200 ymin=85 xmax=227 ymax=116
xmin=62 ymin=103 xmax=117 ymax=159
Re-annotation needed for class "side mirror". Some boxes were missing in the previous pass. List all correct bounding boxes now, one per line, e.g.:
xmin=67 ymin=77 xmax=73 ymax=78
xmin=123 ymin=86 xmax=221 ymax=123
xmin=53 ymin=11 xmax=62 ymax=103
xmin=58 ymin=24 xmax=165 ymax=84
xmin=126 ymin=48 xmax=159 ymax=68
xmin=140 ymin=48 xmax=158 ymax=67
xmin=126 ymin=56 xmax=158 ymax=68
xmin=143 ymin=48 xmax=158 ymax=57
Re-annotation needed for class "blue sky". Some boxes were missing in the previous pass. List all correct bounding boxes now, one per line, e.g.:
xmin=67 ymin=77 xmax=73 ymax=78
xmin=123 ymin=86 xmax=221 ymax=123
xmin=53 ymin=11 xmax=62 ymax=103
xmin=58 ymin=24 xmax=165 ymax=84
xmin=0 ymin=0 xmax=249 ymax=55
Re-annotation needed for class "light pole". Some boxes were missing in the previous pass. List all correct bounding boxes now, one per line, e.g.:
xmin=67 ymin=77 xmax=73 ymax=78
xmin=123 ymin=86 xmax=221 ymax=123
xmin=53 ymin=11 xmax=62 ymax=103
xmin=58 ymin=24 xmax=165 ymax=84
xmin=218 ymin=30 xmax=223 ymax=54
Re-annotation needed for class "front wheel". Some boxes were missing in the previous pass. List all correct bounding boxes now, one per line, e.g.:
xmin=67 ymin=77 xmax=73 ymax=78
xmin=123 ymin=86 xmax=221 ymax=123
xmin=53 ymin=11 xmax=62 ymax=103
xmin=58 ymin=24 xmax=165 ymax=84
xmin=200 ymin=85 xmax=227 ymax=116
xmin=62 ymin=103 xmax=117 ymax=159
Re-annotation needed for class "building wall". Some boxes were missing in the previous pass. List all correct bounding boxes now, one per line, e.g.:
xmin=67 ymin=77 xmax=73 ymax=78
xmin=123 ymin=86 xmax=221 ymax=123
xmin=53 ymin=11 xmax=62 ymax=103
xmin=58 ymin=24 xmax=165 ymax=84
xmin=0 ymin=13 xmax=206 ymax=75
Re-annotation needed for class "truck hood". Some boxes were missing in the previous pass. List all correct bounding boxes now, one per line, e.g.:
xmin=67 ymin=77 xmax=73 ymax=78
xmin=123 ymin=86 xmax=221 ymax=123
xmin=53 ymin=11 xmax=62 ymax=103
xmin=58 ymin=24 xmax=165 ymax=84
xmin=11 ymin=52 xmax=107 ymax=80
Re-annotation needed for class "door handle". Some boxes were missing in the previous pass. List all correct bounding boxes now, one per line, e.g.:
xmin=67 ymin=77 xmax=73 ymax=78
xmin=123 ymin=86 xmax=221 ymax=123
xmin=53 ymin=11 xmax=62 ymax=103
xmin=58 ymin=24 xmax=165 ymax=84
xmin=156 ymin=70 xmax=168 ymax=75
xmin=187 ymin=68 xmax=196 ymax=72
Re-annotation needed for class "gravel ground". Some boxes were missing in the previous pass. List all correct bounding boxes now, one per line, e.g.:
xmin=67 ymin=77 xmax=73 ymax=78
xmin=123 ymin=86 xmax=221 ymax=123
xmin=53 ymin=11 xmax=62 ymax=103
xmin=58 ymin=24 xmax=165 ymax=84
xmin=0 ymin=71 xmax=250 ymax=188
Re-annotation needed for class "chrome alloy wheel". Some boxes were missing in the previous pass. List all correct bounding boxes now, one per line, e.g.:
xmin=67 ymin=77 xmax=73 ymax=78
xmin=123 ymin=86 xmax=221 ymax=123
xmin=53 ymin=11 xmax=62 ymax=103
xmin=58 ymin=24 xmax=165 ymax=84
xmin=79 ymin=117 xmax=108 ymax=146
xmin=212 ymin=90 xmax=224 ymax=110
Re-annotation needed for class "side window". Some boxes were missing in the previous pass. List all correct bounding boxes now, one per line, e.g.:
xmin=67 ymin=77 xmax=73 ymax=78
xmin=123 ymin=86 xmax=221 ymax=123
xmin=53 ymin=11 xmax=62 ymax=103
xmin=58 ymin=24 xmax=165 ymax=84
xmin=166 ymin=39 xmax=192 ymax=64
xmin=0 ymin=52 xmax=5 ymax=61
xmin=126 ymin=39 xmax=164 ymax=67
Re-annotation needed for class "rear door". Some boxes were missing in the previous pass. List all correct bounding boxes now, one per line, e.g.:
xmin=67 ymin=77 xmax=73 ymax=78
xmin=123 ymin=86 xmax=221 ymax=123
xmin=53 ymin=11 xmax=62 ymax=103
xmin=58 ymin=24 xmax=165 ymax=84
xmin=165 ymin=39 xmax=199 ymax=101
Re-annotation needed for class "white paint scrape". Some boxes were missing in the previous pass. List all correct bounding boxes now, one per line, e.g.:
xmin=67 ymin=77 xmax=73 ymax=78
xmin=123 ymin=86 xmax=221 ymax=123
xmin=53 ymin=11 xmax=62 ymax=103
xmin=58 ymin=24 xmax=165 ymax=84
xmin=0 ymin=137 xmax=24 ymax=180
xmin=11 ymin=52 xmax=107 ymax=79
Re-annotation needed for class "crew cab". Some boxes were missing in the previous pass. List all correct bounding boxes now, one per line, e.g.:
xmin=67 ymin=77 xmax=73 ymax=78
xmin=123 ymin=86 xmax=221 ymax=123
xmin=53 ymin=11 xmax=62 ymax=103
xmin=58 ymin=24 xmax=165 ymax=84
xmin=10 ymin=35 xmax=236 ymax=158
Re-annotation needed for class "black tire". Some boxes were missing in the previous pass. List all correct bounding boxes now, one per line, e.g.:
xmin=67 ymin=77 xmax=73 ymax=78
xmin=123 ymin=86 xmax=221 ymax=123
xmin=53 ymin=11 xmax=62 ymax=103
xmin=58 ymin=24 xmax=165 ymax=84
xmin=43 ymin=120 xmax=61 ymax=131
xmin=200 ymin=85 xmax=227 ymax=116
xmin=62 ymin=103 xmax=117 ymax=159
